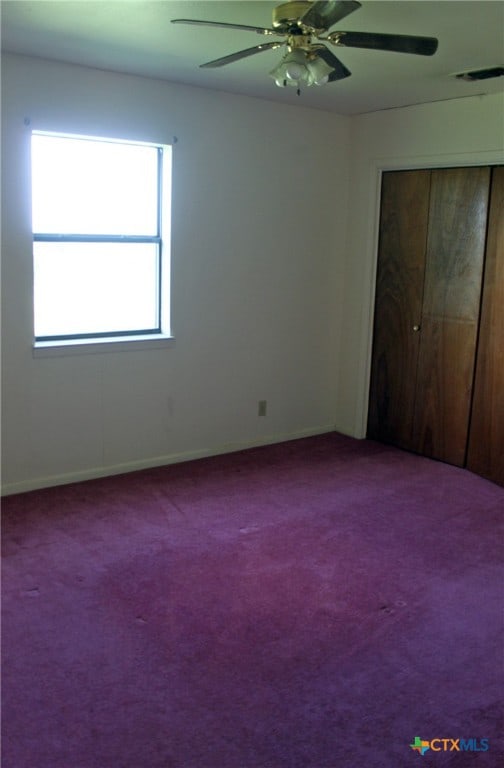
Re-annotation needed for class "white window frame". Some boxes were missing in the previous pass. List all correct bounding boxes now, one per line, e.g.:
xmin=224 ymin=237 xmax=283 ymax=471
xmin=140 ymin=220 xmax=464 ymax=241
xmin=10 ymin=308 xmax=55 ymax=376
xmin=31 ymin=131 xmax=173 ymax=356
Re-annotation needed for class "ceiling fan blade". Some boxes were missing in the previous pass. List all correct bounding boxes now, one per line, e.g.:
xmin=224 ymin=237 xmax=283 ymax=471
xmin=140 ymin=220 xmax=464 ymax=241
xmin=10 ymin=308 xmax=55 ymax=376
xmin=171 ymin=19 xmax=278 ymax=36
xmin=312 ymin=45 xmax=351 ymax=80
xmin=200 ymin=42 xmax=283 ymax=69
xmin=330 ymin=30 xmax=438 ymax=55
xmin=300 ymin=1 xmax=361 ymax=30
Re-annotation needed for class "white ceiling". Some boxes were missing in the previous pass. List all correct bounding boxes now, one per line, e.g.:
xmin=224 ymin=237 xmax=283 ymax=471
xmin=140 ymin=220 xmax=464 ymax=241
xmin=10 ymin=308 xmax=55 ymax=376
xmin=1 ymin=0 xmax=503 ymax=115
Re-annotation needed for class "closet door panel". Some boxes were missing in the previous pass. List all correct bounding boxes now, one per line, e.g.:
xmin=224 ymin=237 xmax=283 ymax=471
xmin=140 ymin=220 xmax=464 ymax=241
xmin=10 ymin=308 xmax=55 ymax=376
xmin=413 ymin=318 xmax=480 ymax=466
xmin=421 ymin=168 xmax=490 ymax=322
xmin=467 ymin=166 xmax=504 ymax=485
xmin=412 ymin=167 xmax=490 ymax=465
xmin=367 ymin=170 xmax=430 ymax=448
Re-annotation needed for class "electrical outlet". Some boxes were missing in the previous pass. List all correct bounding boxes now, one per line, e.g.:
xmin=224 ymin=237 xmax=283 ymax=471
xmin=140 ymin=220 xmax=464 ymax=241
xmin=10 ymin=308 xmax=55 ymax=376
xmin=258 ymin=400 xmax=267 ymax=417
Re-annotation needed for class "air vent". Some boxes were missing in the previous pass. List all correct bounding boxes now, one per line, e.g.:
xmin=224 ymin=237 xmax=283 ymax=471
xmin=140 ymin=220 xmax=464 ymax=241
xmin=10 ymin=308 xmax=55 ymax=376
xmin=455 ymin=66 xmax=504 ymax=82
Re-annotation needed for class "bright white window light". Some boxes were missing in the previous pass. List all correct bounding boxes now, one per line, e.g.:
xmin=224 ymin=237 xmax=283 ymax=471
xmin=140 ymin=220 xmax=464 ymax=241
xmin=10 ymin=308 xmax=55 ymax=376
xmin=33 ymin=242 xmax=159 ymax=337
xmin=31 ymin=132 xmax=171 ymax=342
xmin=31 ymin=135 xmax=159 ymax=236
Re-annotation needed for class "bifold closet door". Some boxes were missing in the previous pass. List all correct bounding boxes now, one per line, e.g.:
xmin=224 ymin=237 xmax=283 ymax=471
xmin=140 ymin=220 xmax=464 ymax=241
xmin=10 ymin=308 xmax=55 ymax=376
xmin=467 ymin=166 xmax=504 ymax=485
xmin=368 ymin=166 xmax=491 ymax=469
xmin=367 ymin=170 xmax=430 ymax=450
xmin=412 ymin=167 xmax=490 ymax=466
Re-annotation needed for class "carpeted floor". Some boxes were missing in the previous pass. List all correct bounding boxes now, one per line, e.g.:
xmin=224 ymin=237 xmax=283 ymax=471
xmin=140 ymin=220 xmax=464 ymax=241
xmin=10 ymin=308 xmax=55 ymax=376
xmin=2 ymin=433 xmax=503 ymax=767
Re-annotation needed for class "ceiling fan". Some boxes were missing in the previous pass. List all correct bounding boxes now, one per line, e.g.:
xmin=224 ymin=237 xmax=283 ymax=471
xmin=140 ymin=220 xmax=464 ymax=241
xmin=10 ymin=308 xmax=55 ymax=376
xmin=172 ymin=1 xmax=438 ymax=93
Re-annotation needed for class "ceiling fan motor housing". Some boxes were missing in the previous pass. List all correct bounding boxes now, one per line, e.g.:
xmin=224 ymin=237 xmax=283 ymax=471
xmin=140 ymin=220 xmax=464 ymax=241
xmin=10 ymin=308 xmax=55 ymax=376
xmin=273 ymin=1 xmax=313 ymax=30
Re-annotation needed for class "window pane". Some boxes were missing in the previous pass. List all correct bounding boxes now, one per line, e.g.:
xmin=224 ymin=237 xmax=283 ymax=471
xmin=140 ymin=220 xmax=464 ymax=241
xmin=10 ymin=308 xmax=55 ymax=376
xmin=32 ymin=134 xmax=159 ymax=236
xmin=34 ymin=242 xmax=159 ymax=337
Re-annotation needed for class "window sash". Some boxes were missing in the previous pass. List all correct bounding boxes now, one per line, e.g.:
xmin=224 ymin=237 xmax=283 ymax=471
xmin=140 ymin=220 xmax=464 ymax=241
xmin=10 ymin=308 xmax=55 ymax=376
xmin=32 ymin=134 xmax=165 ymax=342
xmin=33 ymin=241 xmax=162 ymax=340
xmin=31 ymin=134 xmax=162 ymax=237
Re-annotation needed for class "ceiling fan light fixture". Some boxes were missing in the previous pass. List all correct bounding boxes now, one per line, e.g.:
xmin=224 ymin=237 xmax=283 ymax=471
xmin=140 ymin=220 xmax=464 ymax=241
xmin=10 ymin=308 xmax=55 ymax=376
xmin=307 ymin=54 xmax=332 ymax=85
xmin=270 ymin=48 xmax=309 ymax=87
xmin=285 ymin=62 xmax=305 ymax=80
xmin=270 ymin=47 xmax=332 ymax=88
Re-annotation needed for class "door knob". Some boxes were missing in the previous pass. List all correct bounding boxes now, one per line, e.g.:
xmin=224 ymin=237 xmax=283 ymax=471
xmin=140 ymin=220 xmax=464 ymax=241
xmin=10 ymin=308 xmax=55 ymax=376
xmin=413 ymin=324 xmax=421 ymax=332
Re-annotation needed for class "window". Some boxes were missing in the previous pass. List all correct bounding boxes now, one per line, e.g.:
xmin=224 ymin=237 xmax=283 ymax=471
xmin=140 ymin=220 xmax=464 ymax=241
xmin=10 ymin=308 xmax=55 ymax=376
xmin=31 ymin=131 xmax=171 ymax=344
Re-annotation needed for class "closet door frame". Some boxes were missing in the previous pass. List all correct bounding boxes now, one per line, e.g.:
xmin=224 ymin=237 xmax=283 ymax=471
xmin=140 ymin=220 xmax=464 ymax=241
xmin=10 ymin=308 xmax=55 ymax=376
xmin=358 ymin=150 xmax=504 ymax=442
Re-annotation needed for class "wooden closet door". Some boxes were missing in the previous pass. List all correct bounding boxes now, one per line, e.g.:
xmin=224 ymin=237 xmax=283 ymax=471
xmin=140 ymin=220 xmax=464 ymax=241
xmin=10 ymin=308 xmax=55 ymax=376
xmin=467 ymin=166 xmax=504 ymax=485
xmin=367 ymin=170 xmax=430 ymax=449
xmin=412 ymin=167 xmax=490 ymax=466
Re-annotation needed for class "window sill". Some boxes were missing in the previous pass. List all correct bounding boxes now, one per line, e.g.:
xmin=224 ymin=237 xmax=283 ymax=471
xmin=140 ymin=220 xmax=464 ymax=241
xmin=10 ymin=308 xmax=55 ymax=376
xmin=33 ymin=333 xmax=175 ymax=358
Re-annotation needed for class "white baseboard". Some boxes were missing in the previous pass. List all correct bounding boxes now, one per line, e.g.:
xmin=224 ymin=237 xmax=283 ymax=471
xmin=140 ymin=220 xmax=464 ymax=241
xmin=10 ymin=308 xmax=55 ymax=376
xmin=1 ymin=425 xmax=338 ymax=496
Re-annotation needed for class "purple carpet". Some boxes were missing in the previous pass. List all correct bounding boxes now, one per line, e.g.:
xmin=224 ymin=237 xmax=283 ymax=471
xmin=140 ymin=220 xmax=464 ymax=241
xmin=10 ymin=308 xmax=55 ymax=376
xmin=2 ymin=433 xmax=503 ymax=767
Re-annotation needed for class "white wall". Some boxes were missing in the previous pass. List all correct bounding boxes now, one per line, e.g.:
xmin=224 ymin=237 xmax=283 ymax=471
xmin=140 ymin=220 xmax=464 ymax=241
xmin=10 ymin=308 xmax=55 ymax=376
xmin=338 ymin=92 xmax=504 ymax=439
xmin=1 ymin=53 xmax=351 ymax=494
xmin=2 ymin=54 xmax=503 ymax=495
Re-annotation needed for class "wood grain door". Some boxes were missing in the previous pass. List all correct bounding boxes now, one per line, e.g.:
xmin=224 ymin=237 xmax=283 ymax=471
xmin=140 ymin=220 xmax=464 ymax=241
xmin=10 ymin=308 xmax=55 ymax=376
xmin=367 ymin=170 xmax=430 ymax=449
xmin=467 ymin=166 xmax=504 ymax=485
xmin=412 ymin=167 xmax=490 ymax=466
